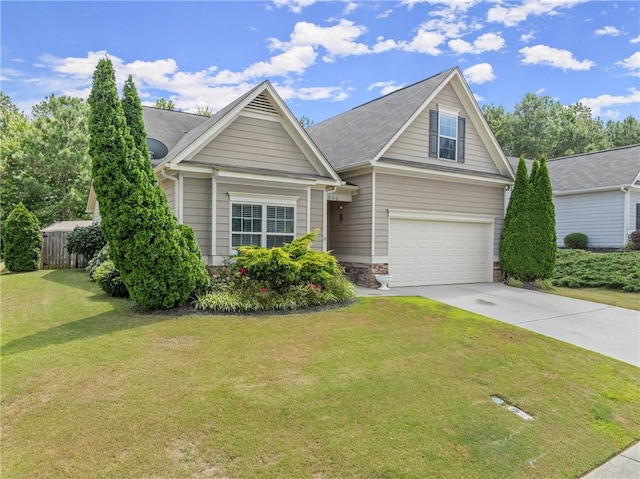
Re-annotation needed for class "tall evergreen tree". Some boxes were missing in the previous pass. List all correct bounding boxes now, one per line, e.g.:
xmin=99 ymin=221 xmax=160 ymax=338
xmin=88 ymin=58 xmax=208 ymax=310
xmin=500 ymin=157 xmax=534 ymax=281
xmin=3 ymin=203 xmax=42 ymax=272
xmin=529 ymin=157 xmax=556 ymax=279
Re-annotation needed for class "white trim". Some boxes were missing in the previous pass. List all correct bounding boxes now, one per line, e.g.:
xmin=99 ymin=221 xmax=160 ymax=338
xmin=211 ymin=177 xmax=217 ymax=257
xmin=333 ymin=254 xmax=389 ymax=264
xmin=371 ymin=170 xmax=377 ymax=256
xmin=228 ymin=192 xmax=299 ymax=206
xmin=238 ymin=110 xmax=281 ymax=122
xmin=322 ymin=189 xmax=328 ymax=252
xmin=167 ymin=164 xmax=215 ymax=174
xmin=388 ymin=209 xmax=496 ymax=224
xmin=374 ymin=162 xmax=513 ymax=186
xmin=437 ymin=104 xmax=460 ymax=116
xmin=306 ymin=186 xmax=311 ymax=233
xmin=178 ymin=172 xmax=184 ymax=223
xmin=554 ymin=185 xmax=636 ymax=196
xmin=216 ymin=169 xmax=317 ymax=186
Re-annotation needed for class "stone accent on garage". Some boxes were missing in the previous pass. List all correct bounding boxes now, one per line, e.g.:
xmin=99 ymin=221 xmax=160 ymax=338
xmin=341 ymin=262 xmax=389 ymax=289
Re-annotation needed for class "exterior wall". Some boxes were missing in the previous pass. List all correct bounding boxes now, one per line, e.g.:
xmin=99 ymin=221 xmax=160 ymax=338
xmin=384 ymin=83 xmax=501 ymax=175
xmin=187 ymin=115 xmax=318 ymax=176
xmin=92 ymin=202 xmax=101 ymax=225
xmin=327 ymin=172 xmax=373 ymax=258
xmin=375 ymin=173 xmax=506 ymax=258
xmin=629 ymin=189 xmax=640 ymax=237
xmin=310 ymin=188 xmax=324 ymax=250
xmin=158 ymin=177 xmax=176 ymax=215
xmin=182 ymin=177 xmax=212 ymax=257
xmin=555 ymin=190 xmax=626 ymax=247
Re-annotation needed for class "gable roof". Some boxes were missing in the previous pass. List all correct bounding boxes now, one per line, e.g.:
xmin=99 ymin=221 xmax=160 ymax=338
xmin=307 ymin=67 xmax=514 ymax=179
xmin=155 ymin=80 xmax=341 ymax=182
xmin=143 ymin=107 xmax=209 ymax=152
xmin=508 ymin=144 xmax=640 ymax=193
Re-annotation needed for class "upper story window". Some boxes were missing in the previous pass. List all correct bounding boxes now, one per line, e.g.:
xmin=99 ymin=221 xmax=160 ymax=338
xmin=429 ymin=108 xmax=466 ymax=163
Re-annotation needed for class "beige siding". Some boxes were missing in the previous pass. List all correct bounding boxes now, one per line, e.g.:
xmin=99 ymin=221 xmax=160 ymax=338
xmin=158 ymin=177 xmax=175 ymax=215
xmin=376 ymin=173 xmax=505 ymax=257
xmin=384 ymin=83 xmax=500 ymax=175
xmin=188 ymin=115 xmax=318 ymax=176
xmin=183 ymin=177 xmax=211 ymax=256
xmin=215 ymin=183 xmax=322 ymax=257
xmin=328 ymin=173 xmax=372 ymax=257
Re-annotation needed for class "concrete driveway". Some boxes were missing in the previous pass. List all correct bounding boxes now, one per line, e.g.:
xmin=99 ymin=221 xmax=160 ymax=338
xmin=358 ymin=282 xmax=640 ymax=367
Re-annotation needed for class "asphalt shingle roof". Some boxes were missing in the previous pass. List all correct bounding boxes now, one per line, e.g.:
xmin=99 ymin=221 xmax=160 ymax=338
xmin=507 ymin=144 xmax=640 ymax=192
xmin=307 ymin=68 xmax=455 ymax=171
xmin=142 ymin=107 xmax=208 ymax=152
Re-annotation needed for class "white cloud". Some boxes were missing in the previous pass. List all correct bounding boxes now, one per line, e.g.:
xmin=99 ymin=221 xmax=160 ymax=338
xmin=578 ymin=88 xmax=640 ymax=117
xmin=271 ymin=0 xmax=317 ymax=14
xmin=594 ymin=26 xmax=621 ymax=37
xmin=519 ymin=31 xmax=535 ymax=43
xmin=473 ymin=93 xmax=485 ymax=102
xmin=616 ymin=52 xmax=640 ymax=76
xmin=601 ymin=109 xmax=620 ymax=120
xmin=519 ymin=45 xmax=595 ymax=71
xmin=376 ymin=8 xmax=393 ymax=19
xmin=488 ymin=0 xmax=588 ymax=27
xmin=449 ymin=33 xmax=505 ymax=54
xmin=400 ymin=29 xmax=446 ymax=55
xmin=401 ymin=0 xmax=479 ymax=11
xmin=631 ymin=36 xmax=640 ymax=44
xmin=343 ymin=2 xmax=358 ymax=15
xmin=463 ymin=63 xmax=496 ymax=84
xmin=368 ymin=80 xmax=405 ymax=95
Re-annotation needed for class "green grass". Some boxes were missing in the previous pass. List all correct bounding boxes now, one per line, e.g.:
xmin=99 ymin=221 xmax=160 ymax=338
xmin=553 ymin=249 xmax=640 ymax=292
xmin=2 ymin=269 xmax=640 ymax=478
xmin=549 ymin=286 xmax=640 ymax=311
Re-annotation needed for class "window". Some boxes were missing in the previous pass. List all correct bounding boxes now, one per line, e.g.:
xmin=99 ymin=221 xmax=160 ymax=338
xmin=636 ymin=203 xmax=640 ymax=230
xmin=429 ymin=109 xmax=465 ymax=163
xmin=229 ymin=193 xmax=298 ymax=252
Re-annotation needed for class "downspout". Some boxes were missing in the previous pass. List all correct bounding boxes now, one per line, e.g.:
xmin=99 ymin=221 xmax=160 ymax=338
xmin=622 ymin=187 xmax=629 ymax=246
xmin=160 ymin=168 xmax=180 ymax=222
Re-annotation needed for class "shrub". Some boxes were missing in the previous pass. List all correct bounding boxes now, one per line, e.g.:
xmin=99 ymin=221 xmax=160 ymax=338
xmin=629 ymin=230 xmax=640 ymax=250
xmin=86 ymin=244 xmax=109 ymax=279
xmin=195 ymin=230 xmax=354 ymax=313
xmin=3 ymin=203 xmax=42 ymax=273
xmin=66 ymin=225 xmax=106 ymax=259
xmin=93 ymin=260 xmax=129 ymax=297
xmin=564 ymin=232 xmax=588 ymax=249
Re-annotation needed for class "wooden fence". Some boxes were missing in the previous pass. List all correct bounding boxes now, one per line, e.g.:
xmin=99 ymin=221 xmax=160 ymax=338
xmin=41 ymin=231 xmax=88 ymax=270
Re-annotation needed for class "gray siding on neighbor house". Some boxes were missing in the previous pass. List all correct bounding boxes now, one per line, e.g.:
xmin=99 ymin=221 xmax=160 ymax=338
xmin=182 ymin=177 xmax=212 ymax=256
xmin=214 ymin=182 xmax=315 ymax=257
xmin=555 ymin=190 xmax=626 ymax=247
xmin=158 ymin=177 xmax=175 ymax=215
xmin=629 ymin=189 xmax=640 ymax=234
xmin=384 ymin=83 xmax=500 ymax=175
xmin=328 ymin=173 xmax=373 ymax=257
xmin=375 ymin=173 xmax=505 ymax=258
xmin=187 ymin=115 xmax=318 ymax=176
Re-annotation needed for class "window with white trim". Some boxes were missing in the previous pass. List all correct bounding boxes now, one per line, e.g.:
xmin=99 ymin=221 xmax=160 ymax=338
xmin=229 ymin=193 xmax=297 ymax=252
xmin=438 ymin=113 xmax=457 ymax=160
xmin=429 ymin=109 xmax=466 ymax=163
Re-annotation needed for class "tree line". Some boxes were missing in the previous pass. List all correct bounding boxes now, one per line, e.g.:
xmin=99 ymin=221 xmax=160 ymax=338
xmin=1 ymin=90 xmax=639 ymax=232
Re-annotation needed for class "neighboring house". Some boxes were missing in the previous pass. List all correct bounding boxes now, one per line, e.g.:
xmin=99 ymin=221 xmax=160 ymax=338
xmin=308 ymin=67 xmax=515 ymax=287
xmin=88 ymin=80 xmax=354 ymax=265
xmin=508 ymin=144 xmax=640 ymax=248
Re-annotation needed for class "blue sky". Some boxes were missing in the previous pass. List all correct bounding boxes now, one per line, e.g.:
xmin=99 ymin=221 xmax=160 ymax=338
xmin=2 ymin=0 xmax=639 ymax=123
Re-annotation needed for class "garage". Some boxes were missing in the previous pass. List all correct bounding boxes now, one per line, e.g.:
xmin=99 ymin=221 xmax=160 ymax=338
xmin=388 ymin=210 xmax=494 ymax=286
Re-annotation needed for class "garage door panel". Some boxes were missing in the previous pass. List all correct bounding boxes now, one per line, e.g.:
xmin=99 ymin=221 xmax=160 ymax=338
xmin=389 ymin=218 xmax=492 ymax=286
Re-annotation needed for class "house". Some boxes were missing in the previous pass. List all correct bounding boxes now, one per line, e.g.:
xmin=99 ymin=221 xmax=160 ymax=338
xmin=88 ymin=80 xmax=355 ymax=265
xmin=508 ymin=144 xmax=640 ymax=248
xmin=88 ymin=67 xmax=515 ymax=288
xmin=307 ymin=67 xmax=515 ymax=287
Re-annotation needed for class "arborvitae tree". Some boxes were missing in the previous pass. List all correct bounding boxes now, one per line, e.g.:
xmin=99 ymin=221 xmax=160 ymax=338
xmin=529 ymin=157 xmax=556 ymax=279
xmin=500 ymin=157 xmax=535 ymax=281
xmin=3 ymin=203 xmax=42 ymax=272
xmin=88 ymin=58 xmax=208 ymax=310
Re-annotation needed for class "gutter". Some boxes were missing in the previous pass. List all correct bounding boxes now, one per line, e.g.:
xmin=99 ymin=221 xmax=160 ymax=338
xmin=554 ymin=184 xmax=632 ymax=196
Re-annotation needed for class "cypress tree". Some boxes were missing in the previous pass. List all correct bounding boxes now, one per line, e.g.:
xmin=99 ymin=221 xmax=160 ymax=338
xmin=500 ymin=157 xmax=534 ymax=281
xmin=88 ymin=58 xmax=208 ymax=309
xmin=4 ymin=203 xmax=42 ymax=272
xmin=529 ymin=156 xmax=556 ymax=279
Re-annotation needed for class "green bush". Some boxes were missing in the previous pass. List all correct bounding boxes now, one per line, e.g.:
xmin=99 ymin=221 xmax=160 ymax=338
xmin=86 ymin=244 xmax=109 ymax=279
xmin=552 ymin=249 xmax=640 ymax=292
xmin=66 ymin=225 xmax=106 ymax=259
xmin=564 ymin=232 xmax=588 ymax=249
xmin=195 ymin=230 xmax=354 ymax=313
xmin=629 ymin=230 xmax=640 ymax=250
xmin=3 ymin=203 xmax=42 ymax=273
xmin=93 ymin=260 xmax=129 ymax=297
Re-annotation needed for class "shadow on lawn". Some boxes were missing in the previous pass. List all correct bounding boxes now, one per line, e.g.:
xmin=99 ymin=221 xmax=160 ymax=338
xmin=2 ymin=271 xmax=175 ymax=357
xmin=41 ymin=268 xmax=104 ymax=294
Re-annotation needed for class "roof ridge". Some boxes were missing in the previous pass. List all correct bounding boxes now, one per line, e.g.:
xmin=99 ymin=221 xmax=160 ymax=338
xmin=548 ymin=143 xmax=640 ymax=162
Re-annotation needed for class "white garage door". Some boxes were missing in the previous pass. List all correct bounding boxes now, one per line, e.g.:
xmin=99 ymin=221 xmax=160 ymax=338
xmin=389 ymin=215 xmax=493 ymax=286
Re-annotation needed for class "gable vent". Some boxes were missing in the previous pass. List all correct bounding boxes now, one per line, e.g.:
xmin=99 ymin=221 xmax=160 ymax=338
xmin=246 ymin=93 xmax=278 ymax=115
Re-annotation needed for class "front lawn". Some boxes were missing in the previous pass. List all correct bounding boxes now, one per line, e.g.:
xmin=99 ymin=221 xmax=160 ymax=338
xmin=2 ymin=269 xmax=639 ymax=478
